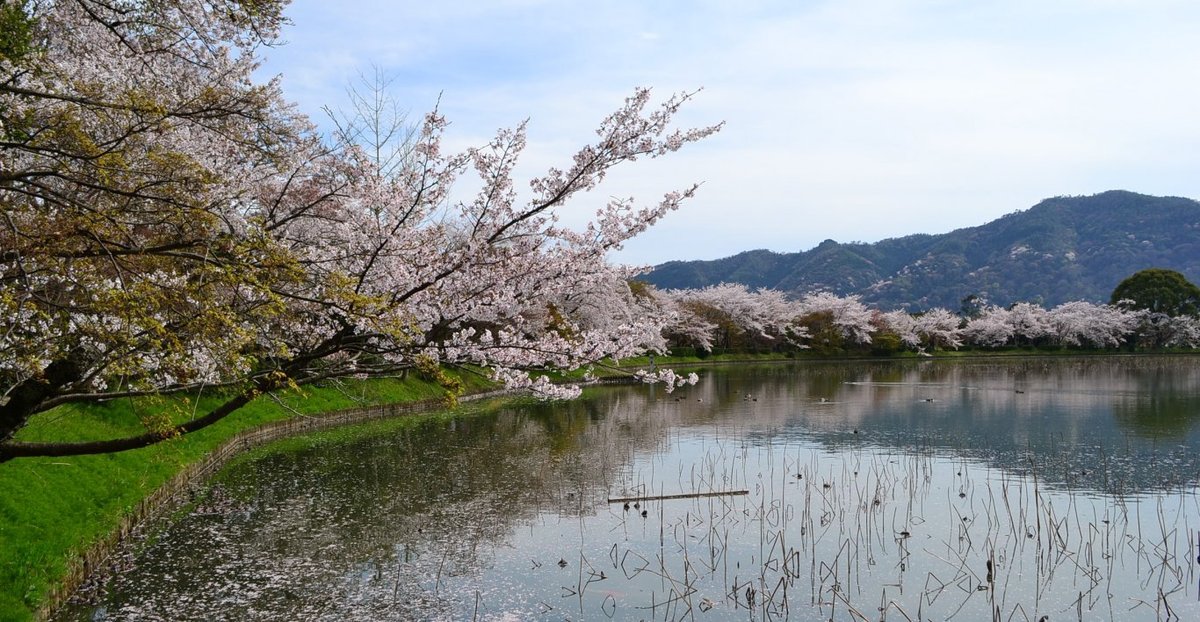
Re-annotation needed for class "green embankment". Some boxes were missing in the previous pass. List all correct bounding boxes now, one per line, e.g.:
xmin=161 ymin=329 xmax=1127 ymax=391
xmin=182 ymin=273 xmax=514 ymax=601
xmin=0 ymin=372 xmax=493 ymax=622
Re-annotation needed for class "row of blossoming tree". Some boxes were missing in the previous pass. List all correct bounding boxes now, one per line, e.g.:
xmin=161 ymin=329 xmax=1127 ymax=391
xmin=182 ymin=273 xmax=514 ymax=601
xmin=0 ymin=1 xmax=718 ymax=459
xmin=639 ymin=283 xmax=1200 ymax=356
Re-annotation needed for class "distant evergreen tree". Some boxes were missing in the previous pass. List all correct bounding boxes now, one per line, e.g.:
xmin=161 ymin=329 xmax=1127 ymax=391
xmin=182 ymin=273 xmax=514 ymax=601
xmin=1110 ymin=268 xmax=1200 ymax=317
xmin=959 ymin=294 xmax=987 ymax=319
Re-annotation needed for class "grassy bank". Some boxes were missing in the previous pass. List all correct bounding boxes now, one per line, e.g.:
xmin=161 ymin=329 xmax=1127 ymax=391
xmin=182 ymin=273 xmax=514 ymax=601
xmin=0 ymin=372 xmax=494 ymax=622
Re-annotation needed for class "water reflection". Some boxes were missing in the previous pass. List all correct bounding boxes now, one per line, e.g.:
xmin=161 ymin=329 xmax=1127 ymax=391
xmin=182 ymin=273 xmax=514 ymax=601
xmin=62 ymin=357 xmax=1200 ymax=621
xmin=691 ymin=358 xmax=1200 ymax=494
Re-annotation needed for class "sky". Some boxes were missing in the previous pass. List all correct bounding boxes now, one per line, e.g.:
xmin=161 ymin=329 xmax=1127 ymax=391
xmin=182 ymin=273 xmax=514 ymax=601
xmin=259 ymin=0 xmax=1200 ymax=267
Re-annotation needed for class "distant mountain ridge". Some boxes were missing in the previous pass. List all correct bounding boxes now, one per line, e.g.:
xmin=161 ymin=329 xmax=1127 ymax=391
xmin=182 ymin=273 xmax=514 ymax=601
xmin=641 ymin=191 xmax=1200 ymax=310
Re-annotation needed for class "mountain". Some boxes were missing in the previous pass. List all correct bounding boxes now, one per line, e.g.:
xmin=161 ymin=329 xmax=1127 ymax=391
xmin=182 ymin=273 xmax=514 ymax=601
xmin=641 ymin=191 xmax=1200 ymax=310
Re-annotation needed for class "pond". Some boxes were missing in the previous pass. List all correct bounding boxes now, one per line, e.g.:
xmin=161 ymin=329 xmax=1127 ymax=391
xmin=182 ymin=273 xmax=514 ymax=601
xmin=62 ymin=357 xmax=1200 ymax=621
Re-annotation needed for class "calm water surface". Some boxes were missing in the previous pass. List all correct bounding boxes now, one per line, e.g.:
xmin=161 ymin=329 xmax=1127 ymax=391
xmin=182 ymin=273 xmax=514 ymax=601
xmin=64 ymin=358 xmax=1200 ymax=621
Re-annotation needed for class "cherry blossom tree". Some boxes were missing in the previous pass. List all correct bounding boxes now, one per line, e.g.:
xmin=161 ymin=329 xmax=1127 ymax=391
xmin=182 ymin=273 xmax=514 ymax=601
xmin=871 ymin=308 xmax=961 ymax=352
xmin=961 ymin=301 xmax=1140 ymax=349
xmin=962 ymin=306 xmax=1016 ymax=347
xmin=2 ymin=0 xmax=310 ymax=453
xmin=961 ymin=303 xmax=1054 ymax=348
xmin=796 ymin=292 xmax=875 ymax=346
xmin=1163 ymin=315 xmax=1200 ymax=348
xmin=642 ymin=286 xmax=718 ymax=352
xmin=1006 ymin=302 xmax=1053 ymax=345
xmin=652 ymin=285 xmax=1191 ymax=355
xmin=913 ymin=308 xmax=963 ymax=350
xmin=0 ymin=2 xmax=719 ymax=458
xmin=878 ymin=310 xmax=921 ymax=348
xmin=289 ymin=84 xmax=718 ymax=400
xmin=1124 ymin=309 xmax=1200 ymax=349
xmin=1045 ymin=301 xmax=1137 ymax=348
xmin=663 ymin=283 xmax=804 ymax=352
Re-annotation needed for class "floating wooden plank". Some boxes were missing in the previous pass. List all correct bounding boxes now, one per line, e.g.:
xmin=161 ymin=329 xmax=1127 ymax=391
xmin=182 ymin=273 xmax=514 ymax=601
xmin=607 ymin=490 xmax=749 ymax=504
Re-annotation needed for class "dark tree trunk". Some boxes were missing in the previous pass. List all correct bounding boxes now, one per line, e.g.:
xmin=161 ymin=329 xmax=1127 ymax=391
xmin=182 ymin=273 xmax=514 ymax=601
xmin=1 ymin=388 xmax=256 ymax=460
xmin=0 ymin=327 xmax=357 ymax=461
xmin=0 ymin=358 xmax=85 ymax=446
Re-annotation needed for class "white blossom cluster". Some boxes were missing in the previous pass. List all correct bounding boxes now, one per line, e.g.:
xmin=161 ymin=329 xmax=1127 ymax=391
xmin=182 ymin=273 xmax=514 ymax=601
xmin=641 ymin=285 xmax=1200 ymax=354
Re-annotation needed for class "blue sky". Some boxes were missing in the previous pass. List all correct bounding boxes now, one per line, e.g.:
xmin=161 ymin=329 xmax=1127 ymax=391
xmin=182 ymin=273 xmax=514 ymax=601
xmin=260 ymin=0 xmax=1200 ymax=267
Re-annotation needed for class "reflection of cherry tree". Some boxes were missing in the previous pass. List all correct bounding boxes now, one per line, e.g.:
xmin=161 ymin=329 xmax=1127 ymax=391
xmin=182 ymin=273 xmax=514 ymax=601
xmin=100 ymin=394 xmax=669 ymax=620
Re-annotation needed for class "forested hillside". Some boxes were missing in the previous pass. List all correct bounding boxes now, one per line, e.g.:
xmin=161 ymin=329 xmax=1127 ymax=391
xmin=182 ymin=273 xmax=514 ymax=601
xmin=642 ymin=191 xmax=1200 ymax=310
